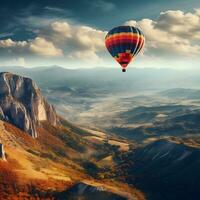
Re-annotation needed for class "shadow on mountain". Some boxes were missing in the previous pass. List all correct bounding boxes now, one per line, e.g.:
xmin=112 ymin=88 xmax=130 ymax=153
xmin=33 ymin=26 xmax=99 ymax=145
xmin=115 ymin=140 xmax=200 ymax=200
xmin=55 ymin=182 xmax=127 ymax=200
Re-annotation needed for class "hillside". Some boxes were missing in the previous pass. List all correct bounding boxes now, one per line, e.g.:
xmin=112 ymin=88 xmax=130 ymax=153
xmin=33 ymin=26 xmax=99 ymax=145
xmin=0 ymin=116 xmax=144 ymax=199
xmin=0 ymin=72 xmax=144 ymax=200
xmin=114 ymin=139 xmax=200 ymax=200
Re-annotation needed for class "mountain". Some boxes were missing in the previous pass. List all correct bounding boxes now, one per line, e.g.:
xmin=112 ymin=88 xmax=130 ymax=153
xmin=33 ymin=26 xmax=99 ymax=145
xmin=115 ymin=139 xmax=200 ymax=200
xmin=0 ymin=120 xmax=133 ymax=199
xmin=0 ymin=72 xmax=59 ymax=137
xmin=108 ymin=102 xmax=200 ymax=143
xmin=2 ymin=66 xmax=200 ymax=199
xmin=2 ymin=66 xmax=200 ymax=93
xmin=0 ymin=72 xmax=143 ymax=199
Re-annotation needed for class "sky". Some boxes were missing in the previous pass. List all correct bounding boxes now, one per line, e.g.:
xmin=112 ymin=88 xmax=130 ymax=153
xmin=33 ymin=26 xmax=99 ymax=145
xmin=0 ymin=0 xmax=200 ymax=69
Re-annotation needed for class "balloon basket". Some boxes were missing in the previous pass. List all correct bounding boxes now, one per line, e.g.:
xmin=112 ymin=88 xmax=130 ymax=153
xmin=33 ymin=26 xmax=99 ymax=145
xmin=122 ymin=69 xmax=126 ymax=72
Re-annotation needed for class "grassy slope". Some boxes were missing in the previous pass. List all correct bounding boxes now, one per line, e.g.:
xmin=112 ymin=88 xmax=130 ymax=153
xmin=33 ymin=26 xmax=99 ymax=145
xmin=0 ymin=120 xmax=145 ymax=200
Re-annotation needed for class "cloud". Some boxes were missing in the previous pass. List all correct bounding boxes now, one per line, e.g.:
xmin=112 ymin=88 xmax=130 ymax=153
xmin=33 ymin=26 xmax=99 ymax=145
xmin=72 ymin=25 xmax=106 ymax=51
xmin=0 ymin=33 xmax=14 ymax=39
xmin=0 ymin=20 xmax=106 ymax=63
xmin=155 ymin=10 xmax=200 ymax=40
xmin=68 ymin=50 xmax=102 ymax=64
xmin=0 ymin=39 xmax=27 ymax=48
xmin=29 ymin=37 xmax=63 ymax=57
xmin=44 ymin=6 xmax=73 ymax=16
xmin=50 ymin=21 xmax=72 ymax=38
xmin=44 ymin=6 xmax=65 ymax=13
xmin=90 ymin=0 xmax=115 ymax=12
xmin=125 ymin=8 xmax=200 ymax=57
xmin=66 ymin=25 xmax=106 ymax=61
xmin=1 ymin=8 xmax=200 ymax=67
xmin=40 ymin=21 xmax=107 ymax=62
xmin=0 ymin=37 xmax=63 ymax=57
xmin=45 ymin=21 xmax=106 ymax=51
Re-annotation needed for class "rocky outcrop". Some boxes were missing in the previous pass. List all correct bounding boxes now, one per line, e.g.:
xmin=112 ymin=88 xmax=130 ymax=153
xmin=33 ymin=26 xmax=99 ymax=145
xmin=55 ymin=182 xmax=127 ymax=200
xmin=0 ymin=72 xmax=59 ymax=138
xmin=0 ymin=143 xmax=6 ymax=160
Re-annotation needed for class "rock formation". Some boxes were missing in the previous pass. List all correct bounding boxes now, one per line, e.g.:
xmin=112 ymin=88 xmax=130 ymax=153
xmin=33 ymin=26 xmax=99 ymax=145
xmin=0 ymin=143 xmax=6 ymax=160
xmin=0 ymin=72 xmax=59 ymax=138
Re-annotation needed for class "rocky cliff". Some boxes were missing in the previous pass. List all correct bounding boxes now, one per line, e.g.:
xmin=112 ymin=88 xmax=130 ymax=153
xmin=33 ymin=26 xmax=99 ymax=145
xmin=0 ymin=72 xmax=59 ymax=138
xmin=0 ymin=143 xmax=6 ymax=160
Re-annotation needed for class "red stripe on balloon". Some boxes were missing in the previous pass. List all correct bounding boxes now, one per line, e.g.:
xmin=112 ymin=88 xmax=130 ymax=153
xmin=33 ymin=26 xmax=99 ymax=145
xmin=106 ymin=39 xmax=143 ymax=50
xmin=106 ymin=37 xmax=143 ymax=45
xmin=105 ymin=35 xmax=141 ymax=44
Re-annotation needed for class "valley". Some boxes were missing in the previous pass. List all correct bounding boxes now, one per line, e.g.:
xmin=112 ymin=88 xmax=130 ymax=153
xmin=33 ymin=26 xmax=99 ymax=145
xmin=0 ymin=67 xmax=200 ymax=199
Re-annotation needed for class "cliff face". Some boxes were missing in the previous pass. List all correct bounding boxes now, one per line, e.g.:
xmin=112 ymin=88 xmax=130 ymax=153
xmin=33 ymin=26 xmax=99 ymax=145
xmin=0 ymin=72 xmax=59 ymax=138
xmin=0 ymin=143 xmax=6 ymax=160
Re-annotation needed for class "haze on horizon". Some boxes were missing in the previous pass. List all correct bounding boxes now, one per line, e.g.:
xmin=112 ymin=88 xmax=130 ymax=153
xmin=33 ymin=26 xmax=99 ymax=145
xmin=0 ymin=0 xmax=200 ymax=70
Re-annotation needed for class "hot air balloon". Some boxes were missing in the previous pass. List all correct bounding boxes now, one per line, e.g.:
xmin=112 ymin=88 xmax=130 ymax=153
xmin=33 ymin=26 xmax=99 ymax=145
xmin=105 ymin=26 xmax=145 ymax=72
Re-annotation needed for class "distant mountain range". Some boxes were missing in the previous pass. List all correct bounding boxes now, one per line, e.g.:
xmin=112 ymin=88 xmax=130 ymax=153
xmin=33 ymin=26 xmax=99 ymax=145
xmin=109 ymin=103 xmax=200 ymax=141
xmin=1 ymin=66 xmax=200 ymax=93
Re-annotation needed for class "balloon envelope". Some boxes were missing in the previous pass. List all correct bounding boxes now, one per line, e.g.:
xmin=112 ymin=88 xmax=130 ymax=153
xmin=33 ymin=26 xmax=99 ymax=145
xmin=105 ymin=26 xmax=145 ymax=72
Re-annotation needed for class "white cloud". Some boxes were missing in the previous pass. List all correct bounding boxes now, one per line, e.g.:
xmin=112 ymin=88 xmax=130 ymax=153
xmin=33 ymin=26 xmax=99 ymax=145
xmin=51 ymin=21 xmax=72 ymax=38
xmin=41 ymin=21 xmax=107 ymax=62
xmin=0 ymin=39 xmax=27 ymax=48
xmin=155 ymin=10 xmax=200 ymax=40
xmin=0 ymin=21 xmax=106 ymax=62
xmin=48 ymin=21 xmax=107 ymax=51
xmin=73 ymin=25 xmax=106 ymax=51
xmin=68 ymin=50 xmax=101 ymax=64
xmin=0 ymin=37 xmax=63 ymax=57
xmin=29 ymin=37 xmax=63 ymax=57
xmin=125 ymin=8 xmax=200 ymax=57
